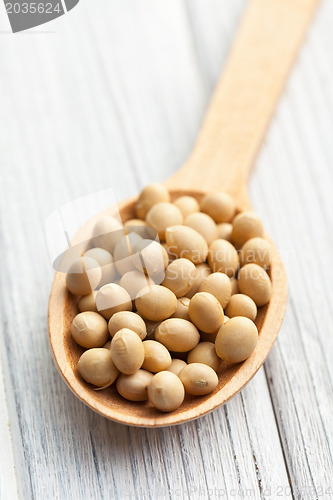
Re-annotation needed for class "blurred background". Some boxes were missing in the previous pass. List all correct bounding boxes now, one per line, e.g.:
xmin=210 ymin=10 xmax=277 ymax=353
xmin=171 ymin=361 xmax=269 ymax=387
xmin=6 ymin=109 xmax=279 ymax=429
xmin=0 ymin=1 xmax=333 ymax=499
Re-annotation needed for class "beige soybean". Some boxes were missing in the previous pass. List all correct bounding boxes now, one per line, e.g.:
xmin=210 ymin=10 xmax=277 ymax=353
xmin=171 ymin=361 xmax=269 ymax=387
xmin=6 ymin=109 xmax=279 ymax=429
xmin=167 ymin=359 xmax=187 ymax=376
xmin=108 ymin=311 xmax=147 ymax=339
xmin=238 ymin=263 xmax=271 ymax=306
xmin=78 ymin=348 xmax=119 ymax=387
xmin=185 ymin=263 xmax=211 ymax=298
xmin=146 ymin=202 xmax=183 ymax=240
xmin=124 ymin=219 xmax=148 ymax=235
xmin=187 ymin=342 xmax=221 ymax=372
xmin=120 ymin=270 xmax=154 ymax=300
xmin=200 ymin=192 xmax=235 ymax=223
xmin=135 ymin=285 xmax=177 ymax=321
xmin=134 ymin=239 xmax=168 ymax=280
xmin=240 ymin=237 xmax=272 ymax=269
xmin=185 ymin=212 xmax=217 ymax=245
xmin=179 ymin=363 xmax=218 ymax=396
xmin=199 ymin=272 xmax=231 ymax=309
xmin=189 ymin=292 xmax=224 ymax=333
xmin=96 ymin=283 xmax=132 ymax=320
xmin=84 ymin=247 xmax=116 ymax=287
xmin=111 ymin=328 xmax=144 ymax=374
xmin=165 ymin=225 xmax=208 ymax=264
xmin=113 ymin=233 xmax=142 ymax=275
xmin=148 ymin=371 xmax=185 ymax=412
xmin=225 ymin=294 xmax=257 ymax=321
xmin=92 ymin=216 xmax=123 ymax=253
xmin=103 ymin=340 xmax=111 ymax=349
xmin=71 ymin=311 xmax=109 ymax=348
xmin=78 ymin=291 xmax=98 ymax=313
xmin=230 ymin=277 xmax=239 ymax=296
xmin=232 ymin=211 xmax=264 ymax=248
xmin=135 ymin=183 xmax=170 ymax=220
xmin=224 ymin=315 xmax=230 ymax=323
xmin=142 ymin=340 xmax=172 ymax=372
xmin=162 ymin=258 xmax=197 ymax=297
xmin=116 ymin=370 xmax=154 ymax=401
xmin=171 ymin=297 xmax=190 ymax=321
xmin=215 ymin=317 xmax=258 ymax=364
xmin=66 ymin=256 xmax=101 ymax=296
xmin=173 ymin=195 xmax=200 ymax=218
xmin=216 ymin=222 xmax=233 ymax=242
xmin=208 ymin=239 xmax=239 ymax=277
xmin=155 ymin=318 xmax=200 ymax=352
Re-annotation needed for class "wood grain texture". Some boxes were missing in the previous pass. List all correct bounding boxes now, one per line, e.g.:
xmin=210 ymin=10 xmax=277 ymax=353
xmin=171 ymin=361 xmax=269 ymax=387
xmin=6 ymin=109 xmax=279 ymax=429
xmin=0 ymin=0 xmax=332 ymax=498
xmin=0 ymin=360 xmax=18 ymax=500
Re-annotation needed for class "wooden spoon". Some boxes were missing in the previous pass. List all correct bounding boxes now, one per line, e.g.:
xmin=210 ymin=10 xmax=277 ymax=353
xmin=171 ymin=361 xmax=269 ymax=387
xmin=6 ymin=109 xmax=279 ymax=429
xmin=49 ymin=0 xmax=318 ymax=426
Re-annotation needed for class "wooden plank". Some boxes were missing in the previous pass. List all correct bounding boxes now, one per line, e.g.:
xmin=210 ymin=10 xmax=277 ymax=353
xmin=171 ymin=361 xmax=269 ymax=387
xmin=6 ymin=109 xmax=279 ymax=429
xmin=247 ymin=2 xmax=333 ymax=493
xmin=0 ymin=0 xmax=332 ymax=498
xmin=0 ymin=359 xmax=19 ymax=500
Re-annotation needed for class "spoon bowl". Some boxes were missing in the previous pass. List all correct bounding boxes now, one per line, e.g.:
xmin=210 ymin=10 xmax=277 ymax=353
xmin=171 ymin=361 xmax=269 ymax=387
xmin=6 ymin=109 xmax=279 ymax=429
xmin=48 ymin=0 xmax=318 ymax=426
xmin=48 ymin=189 xmax=287 ymax=427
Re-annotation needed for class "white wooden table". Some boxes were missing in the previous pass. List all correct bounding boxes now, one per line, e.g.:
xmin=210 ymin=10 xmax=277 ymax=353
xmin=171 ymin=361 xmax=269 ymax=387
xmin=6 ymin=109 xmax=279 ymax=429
xmin=0 ymin=1 xmax=333 ymax=498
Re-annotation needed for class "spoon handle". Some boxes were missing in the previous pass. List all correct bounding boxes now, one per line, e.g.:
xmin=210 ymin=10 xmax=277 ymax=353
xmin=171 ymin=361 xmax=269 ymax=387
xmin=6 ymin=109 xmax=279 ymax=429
xmin=167 ymin=0 xmax=319 ymax=202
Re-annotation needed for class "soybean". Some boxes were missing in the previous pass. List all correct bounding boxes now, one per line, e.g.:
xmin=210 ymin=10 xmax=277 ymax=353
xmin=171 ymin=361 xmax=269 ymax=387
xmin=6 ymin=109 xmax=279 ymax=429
xmin=155 ymin=318 xmax=200 ymax=352
xmin=167 ymin=359 xmax=187 ymax=376
xmin=66 ymin=256 xmax=101 ymax=296
xmin=173 ymin=195 xmax=200 ymax=218
xmin=92 ymin=216 xmax=123 ymax=253
xmin=238 ymin=263 xmax=271 ymax=306
xmin=240 ymin=237 xmax=271 ymax=269
xmin=215 ymin=317 xmax=258 ymax=364
xmin=200 ymin=192 xmax=235 ymax=223
xmin=111 ymin=328 xmax=144 ymax=374
xmin=71 ymin=311 xmax=109 ymax=348
xmin=84 ymin=247 xmax=115 ymax=286
xmin=185 ymin=212 xmax=217 ymax=244
xmin=225 ymin=294 xmax=257 ymax=321
xmin=78 ymin=348 xmax=119 ymax=387
xmin=199 ymin=272 xmax=231 ymax=309
xmin=119 ymin=270 xmax=154 ymax=300
xmin=232 ymin=211 xmax=264 ymax=248
xmin=134 ymin=239 xmax=168 ymax=280
xmin=148 ymin=371 xmax=185 ymax=412
xmin=179 ymin=363 xmax=218 ymax=395
xmin=78 ymin=291 xmax=97 ymax=313
xmin=185 ymin=263 xmax=211 ymax=298
xmin=135 ymin=285 xmax=177 ymax=321
xmin=189 ymin=292 xmax=224 ymax=333
xmin=116 ymin=370 xmax=154 ymax=401
xmin=166 ymin=225 xmax=208 ymax=264
xmin=136 ymin=183 xmax=170 ymax=219
xmin=108 ymin=311 xmax=147 ymax=339
xmin=208 ymin=239 xmax=239 ymax=277
xmin=146 ymin=202 xmax=183 ymax=240
xmin=162 ymin=258 xmax=197 ymax=297
xmin=96 ymin=283 xmax=132 ymax=320
xmin=142 ymin=340 xmax=172 ymax=372
xmin=187 ymin=342 xmax=220 ymax=372
xmin=113 ymin=233 xmax=142 ymax=276
xmin=216 ymin=222 xmax=233 ymax=242
xmin=171 ymin=297 xmax=191 ymax=321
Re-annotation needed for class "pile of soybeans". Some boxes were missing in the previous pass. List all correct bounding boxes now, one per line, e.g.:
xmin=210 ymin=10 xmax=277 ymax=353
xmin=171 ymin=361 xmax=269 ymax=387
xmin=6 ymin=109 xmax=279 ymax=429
xmin=65 ymin=184 xmax=272 ymax=412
